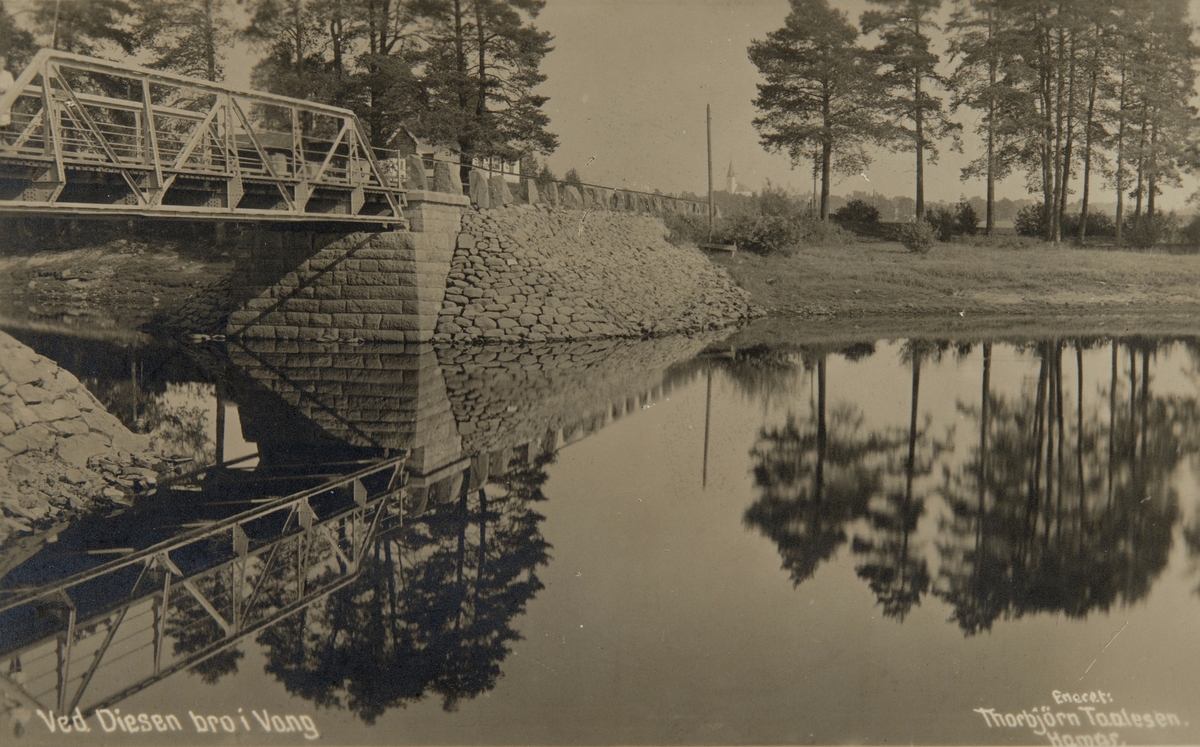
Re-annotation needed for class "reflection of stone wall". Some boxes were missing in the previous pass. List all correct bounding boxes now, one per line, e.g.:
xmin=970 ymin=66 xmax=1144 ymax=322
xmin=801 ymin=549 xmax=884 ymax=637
xmin=436 ymin=207 xmax=754 ymax=343
xmin=226 ymin=341 xmax=462 ymax=474
xmin=0 ymin=332 xmax=161 ymax=545
xmin=220 ymin=333 xmax=718 ymax=479
xmin=437 ymin=334 xmax=720 ymax=455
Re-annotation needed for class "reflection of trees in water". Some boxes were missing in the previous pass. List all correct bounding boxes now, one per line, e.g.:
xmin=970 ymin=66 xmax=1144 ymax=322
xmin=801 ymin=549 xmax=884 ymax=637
xmin=937 ymin=340 xmax=1193 ymax=635
xmin=851 ymin=341 xmax=951 ymax=621
xmin=747 ymin=338 xmax=1196 ymax=629
xmin=745 ymin=355 xmax=902 ymax=585
xmin=164 ymin=560 xmax=245 ymax=683
xmin=716 ymin=343 xmax=875 ymax=411
xmin=249 ymin=452 xmax=552 ymax=723
xmin=743 ymin=342 xmax=948 ymax=621
xmin=99 ymin=379 xmax=214 ymax=461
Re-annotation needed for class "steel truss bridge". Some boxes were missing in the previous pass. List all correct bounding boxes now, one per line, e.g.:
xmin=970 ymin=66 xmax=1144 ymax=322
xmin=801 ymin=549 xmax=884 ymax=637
xmin=0 ymin=454 xmax=407 ymax=719
xmin=0 ymin=50 xmax=407 ymax=225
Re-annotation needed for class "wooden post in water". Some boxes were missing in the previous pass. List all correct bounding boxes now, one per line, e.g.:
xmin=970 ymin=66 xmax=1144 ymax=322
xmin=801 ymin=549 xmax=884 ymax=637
xmin=214 ymin=394 xmax=226 ymax=466
xmin=707 ymin=104 xmax=714 ymax=240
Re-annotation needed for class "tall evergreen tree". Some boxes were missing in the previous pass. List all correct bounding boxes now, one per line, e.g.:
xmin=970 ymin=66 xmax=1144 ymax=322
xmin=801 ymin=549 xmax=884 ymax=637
xmin=0 ymin=2 xmax=36 ymax=70
xmin=414 ymin=0 xmax=557 ymax=164
xmin=947 ymin=0 xmax=1024 ymax=235
xmin=31 ymin=0 xmax=135 ymax=55
xmin=1123 ymin=0 xmax=1197 ymax=227
xmin=862 ymin=0 xmax=960 ymax=222
xmin=134 ymin=0 xmax=233 ymax=81
xmin=749 ymin=0 xmax=881 ymax=221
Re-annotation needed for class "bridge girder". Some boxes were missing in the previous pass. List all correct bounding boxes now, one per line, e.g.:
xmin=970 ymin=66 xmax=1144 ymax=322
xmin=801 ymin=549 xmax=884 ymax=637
xmin=0 ymin=50 xmax=408 ymax=227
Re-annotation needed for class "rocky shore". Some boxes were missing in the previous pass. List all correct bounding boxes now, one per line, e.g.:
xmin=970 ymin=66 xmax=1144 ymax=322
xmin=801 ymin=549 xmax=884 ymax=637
xmin=435 ymin=206 xmax=758 ymax=343
xmin=0 ymin=331 xmax=165 ymax=552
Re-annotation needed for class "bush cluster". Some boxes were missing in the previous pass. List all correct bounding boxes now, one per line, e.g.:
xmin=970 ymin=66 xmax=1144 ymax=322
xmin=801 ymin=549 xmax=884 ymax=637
xmin=1127 ymin=213 xmax=1180 ymax=249
xmin=663 ymin=184 xmax=851 ymax=253
xmin=1016 ymin=202 xmax=1179 ymax=247
xmin=926 ymin=200 xmax=979 ymax=241
xmin=898 ymin=221 xmax=936 ymax=253
xmin=832 ymin=199 xmax=882 ymax=231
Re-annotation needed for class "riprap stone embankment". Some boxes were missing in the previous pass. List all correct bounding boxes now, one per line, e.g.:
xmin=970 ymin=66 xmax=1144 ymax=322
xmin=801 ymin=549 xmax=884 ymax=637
xmin=0 ymin=331 xmax=163 ymax=550
xmin=435 ymin=206 xmax=756 ymax=343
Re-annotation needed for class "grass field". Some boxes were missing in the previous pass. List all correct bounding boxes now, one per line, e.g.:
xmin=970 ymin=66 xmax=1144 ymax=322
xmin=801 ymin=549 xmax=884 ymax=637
xmin=707 ymin=239 xmax=1200 ymax=342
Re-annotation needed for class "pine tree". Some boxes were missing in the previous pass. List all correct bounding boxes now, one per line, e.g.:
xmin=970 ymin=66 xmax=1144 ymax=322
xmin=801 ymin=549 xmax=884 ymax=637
xmin=947 ymin=0 xmax=1024 ymax=235
xmin=134 ymin=0 xmax=233 ymax=81
xmin=31 ymin=0 xmax=135 ymax=56
xmin=0 ymin=2 xmax=36 ymax=70
xmin=414 ymin=0 xmax=557 ymax=164
xmin=749 ymin=0 xmax=882 ymax=221
xmin=862 ymin=0 xmax=960 ymax=222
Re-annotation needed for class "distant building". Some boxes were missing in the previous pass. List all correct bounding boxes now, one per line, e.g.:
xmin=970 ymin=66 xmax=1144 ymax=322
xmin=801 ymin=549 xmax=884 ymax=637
xmin=472 ymin=155 xmax=522 ymax=184
xmin=385 ymin=128 xmax=448 ymax=161
xmin=726 ymin=161 xmax=754 ymax=197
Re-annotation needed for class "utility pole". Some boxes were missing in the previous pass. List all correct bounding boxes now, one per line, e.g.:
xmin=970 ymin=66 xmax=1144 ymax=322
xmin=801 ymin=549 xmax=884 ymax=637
xmin=51 ymin=0 xmax=62 ymax=50
xmin=707 ymin=104 xmax=714 ymax=239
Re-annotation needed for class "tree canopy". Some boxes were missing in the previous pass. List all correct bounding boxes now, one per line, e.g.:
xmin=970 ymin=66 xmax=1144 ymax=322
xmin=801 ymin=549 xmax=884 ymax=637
xmin=749 ymin=0 xmax=884 ymax=220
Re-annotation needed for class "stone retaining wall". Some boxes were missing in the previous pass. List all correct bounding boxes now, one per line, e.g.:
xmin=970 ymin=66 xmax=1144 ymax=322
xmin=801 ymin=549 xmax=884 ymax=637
xmin=435 ymin=205 xmax=754 ymax=344
xmin=168 ymin=193 xmax=752 ymax=345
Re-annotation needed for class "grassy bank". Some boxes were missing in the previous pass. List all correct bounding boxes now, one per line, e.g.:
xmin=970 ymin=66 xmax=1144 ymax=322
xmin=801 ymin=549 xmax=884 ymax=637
xmin=708 ymin=239 xmax=1200 ymax=333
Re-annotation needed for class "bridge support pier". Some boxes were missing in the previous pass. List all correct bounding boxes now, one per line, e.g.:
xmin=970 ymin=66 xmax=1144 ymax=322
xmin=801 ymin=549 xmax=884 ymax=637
xmin=226 ymin=190 xmax=469 ymax=343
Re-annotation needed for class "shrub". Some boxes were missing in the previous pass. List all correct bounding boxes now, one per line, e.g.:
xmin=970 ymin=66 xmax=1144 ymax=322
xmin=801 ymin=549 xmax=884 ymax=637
xmin=797 ymin=218 xmax=853 ymax=245
xmin=832 ymin=199 xmax=882 ymax=230
xmin=1179 ymin=214 xmax=1200 ymax=248
xmin=663 ymin=183 xmax=848 ymax=253
xmin=716 ymin=212 xmax=802 ymax=254
xmin=1015 ymin=202 xmax=1048 ymax=237
xmin=1063 ymin=211 xmax=1116 ymax=239
xmin=1126 ymin=213 xmax=1179 ymax=249
xmin=926 ymin=207 xmax=957 ymax=241
xmin=758 ymin=182 xmax=803 ymax=218
xmin=898 ymin=221 xmax=936 ymax=253
xmin=662 ymin=211 xmax=710 ymax=246
xmin=955 ymin=199 xmax=979 ymax=236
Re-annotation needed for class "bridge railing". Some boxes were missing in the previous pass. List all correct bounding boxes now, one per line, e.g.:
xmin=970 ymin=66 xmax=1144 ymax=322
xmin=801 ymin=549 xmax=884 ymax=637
xmin=467 ymin=162 xmax=714 ymax=215
xmin=0 ymin=49 xmax=406 ymax=223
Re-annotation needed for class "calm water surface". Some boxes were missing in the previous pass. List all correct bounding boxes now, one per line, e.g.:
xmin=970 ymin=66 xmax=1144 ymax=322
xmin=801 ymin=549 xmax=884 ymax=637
xmin=3 ymin=330 xmax=1200 ymax=746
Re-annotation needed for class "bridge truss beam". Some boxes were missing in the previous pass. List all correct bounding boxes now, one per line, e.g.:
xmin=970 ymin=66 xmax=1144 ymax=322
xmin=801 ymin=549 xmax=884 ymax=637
xmin=0 ymin=50 xmax=408 ymax=226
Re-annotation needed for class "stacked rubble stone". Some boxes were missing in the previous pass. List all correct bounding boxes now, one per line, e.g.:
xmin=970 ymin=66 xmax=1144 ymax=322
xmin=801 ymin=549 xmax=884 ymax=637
xmin=436 ymin=334 xmax=722 ymax=455
xmin=435 ymin=204 xmax=755 ymax=343
xmin=0 ymin=332 xmax=162 ymax=546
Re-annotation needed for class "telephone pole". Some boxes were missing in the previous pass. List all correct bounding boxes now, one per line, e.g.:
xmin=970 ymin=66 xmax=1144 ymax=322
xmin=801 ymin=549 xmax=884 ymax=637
xmin=707 ymin=104 xmax=714 ymax=239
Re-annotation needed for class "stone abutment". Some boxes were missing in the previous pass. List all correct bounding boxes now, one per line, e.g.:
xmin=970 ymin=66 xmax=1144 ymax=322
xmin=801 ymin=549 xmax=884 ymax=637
xmin=217 ymin=179 xmax=752 ymax=344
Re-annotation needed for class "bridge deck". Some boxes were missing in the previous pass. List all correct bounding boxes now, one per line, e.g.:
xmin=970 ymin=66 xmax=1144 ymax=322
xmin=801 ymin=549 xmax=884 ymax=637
xmin=0 ymin=50 xmax=409 ymax=227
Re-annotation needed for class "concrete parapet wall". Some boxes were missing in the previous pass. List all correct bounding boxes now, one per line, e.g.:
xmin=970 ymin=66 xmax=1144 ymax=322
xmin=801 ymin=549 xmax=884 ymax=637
xmin=435 ymin=204 xmax=754 ymax=343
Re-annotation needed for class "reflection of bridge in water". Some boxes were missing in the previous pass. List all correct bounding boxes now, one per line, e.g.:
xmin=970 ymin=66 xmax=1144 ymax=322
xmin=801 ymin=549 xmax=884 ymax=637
xmin=0 ymin=332 xmax=716 ymax=725
xmin=0 ymin=455 xmax=405 ymax=718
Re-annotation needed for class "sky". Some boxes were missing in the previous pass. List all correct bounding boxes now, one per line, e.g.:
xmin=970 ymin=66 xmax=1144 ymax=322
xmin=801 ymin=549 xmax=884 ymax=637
xmin=522 ymin=0 xmax=1200 ymax=208
xmin=16 ymin=0 xmax=1196 ymax=208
